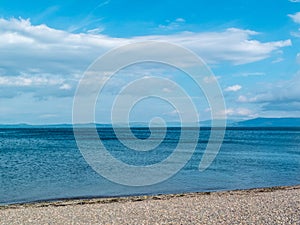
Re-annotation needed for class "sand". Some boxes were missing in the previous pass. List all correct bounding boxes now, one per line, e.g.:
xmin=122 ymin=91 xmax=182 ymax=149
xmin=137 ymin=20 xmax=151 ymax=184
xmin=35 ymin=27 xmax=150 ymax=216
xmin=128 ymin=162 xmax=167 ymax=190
xmin=1 ymin=185 xmax=299 ymax=225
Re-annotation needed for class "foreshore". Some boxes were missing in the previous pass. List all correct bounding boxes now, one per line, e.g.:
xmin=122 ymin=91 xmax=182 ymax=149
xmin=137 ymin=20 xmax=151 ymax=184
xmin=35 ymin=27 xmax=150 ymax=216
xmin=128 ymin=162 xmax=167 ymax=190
xmin=1 ymin=185 xmax=299 ymax=224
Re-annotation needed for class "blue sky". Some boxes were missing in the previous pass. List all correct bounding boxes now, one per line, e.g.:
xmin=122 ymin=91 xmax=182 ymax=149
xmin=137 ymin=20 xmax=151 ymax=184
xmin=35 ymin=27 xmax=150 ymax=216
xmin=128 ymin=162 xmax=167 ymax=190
xmin=0 ymin=0 xmax=300 ymax=124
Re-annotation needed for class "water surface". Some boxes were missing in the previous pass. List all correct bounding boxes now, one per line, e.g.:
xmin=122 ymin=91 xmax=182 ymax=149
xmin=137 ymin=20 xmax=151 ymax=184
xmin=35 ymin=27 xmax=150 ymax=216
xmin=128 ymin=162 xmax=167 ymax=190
xmin=0 ymin=127 xmax=299 ymax=205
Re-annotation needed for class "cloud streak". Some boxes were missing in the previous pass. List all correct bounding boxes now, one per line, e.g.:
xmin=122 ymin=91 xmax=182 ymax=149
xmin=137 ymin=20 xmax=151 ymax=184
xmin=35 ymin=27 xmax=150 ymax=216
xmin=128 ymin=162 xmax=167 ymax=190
xmin=158 ymin=18 xmax=186 ymax=31
xmin=225 ymin=85 xmax=242 ymax=92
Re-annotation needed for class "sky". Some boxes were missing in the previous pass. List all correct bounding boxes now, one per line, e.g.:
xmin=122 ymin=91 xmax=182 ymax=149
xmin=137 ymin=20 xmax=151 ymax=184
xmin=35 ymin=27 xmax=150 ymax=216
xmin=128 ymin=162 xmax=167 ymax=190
xmin=0 ymin=0 xmax=300 ymax=124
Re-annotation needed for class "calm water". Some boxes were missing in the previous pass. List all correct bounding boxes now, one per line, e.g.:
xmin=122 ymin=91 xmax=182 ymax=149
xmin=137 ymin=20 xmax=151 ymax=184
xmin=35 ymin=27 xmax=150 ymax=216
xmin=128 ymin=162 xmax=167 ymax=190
xmin=0 ymin=127 xmax=299 ymax=205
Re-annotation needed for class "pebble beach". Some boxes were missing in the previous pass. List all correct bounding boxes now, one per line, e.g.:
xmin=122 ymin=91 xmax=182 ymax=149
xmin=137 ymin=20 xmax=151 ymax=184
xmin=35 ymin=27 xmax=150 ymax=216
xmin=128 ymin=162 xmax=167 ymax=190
xmin=1 ymin=185 xmax=299 ymax=224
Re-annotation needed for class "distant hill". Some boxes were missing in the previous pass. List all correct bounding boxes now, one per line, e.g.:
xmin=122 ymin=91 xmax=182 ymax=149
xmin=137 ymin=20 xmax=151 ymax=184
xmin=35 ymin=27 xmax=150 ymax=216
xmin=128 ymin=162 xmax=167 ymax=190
xmin=0 ymin=123 xmax=73 ymax=128
xmin=234 ymin=117 xmax=300 ymax=127
xmin=0 ymin=123 xmax=112 ymax=128
xmin=1 ymin=118 xmax=300 ymax=128
xmin=199 ymin=120 xmax=236 ymax=127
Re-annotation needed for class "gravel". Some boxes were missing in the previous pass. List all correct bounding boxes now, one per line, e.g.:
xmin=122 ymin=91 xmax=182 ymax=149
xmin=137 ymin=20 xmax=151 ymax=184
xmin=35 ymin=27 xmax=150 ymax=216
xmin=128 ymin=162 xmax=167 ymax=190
xmin=1 ymin=185 xmax=299 ymax=225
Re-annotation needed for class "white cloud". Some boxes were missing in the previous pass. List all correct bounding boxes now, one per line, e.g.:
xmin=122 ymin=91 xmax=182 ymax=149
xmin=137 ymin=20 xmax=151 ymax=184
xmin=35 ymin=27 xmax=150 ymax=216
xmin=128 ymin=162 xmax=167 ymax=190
xmin=203 ymin=76 xmax=219 ymax=84
xmin=216 ymin=107 xmax=255 ymax=119
xmin=175 ymin=18 xmax=185 ymax=23
xmin=237 ymin=95 xmax=258 ymax=103
xmin=0 ymin=75 xmax=63 ymax=86
xmin=59 ymin=83 xmax=72 ymax=90
xmin=238 ymin=95 xmax=254 ymax=103
xmin=236 ymin=108 xmax=255 ymax=116
xmin=237 ymin=95 xmax=248 ymax=103
xmin=1 ymin=18 xmax=106 ymax=87
xmin=225 ymin=85 xmax=242 ymax=92
xmin=291 ymin=28 xmax=300 ymax=37
xmin=158 ymin=18 xmax=186 ymax=30
xmin=225 ymin=108 xmax=255 ymax=117
xmin=240 ymin=72 xmax=300 ymax=114
xmin=0 ymin=74 xmax=76 ymax=99
xmin=237 ymin=72 xmax=265 ymax=77
xmin=97 ymin=0 xmax=111 ymax=8
xmin=297 ymin=53 xmax=300 ymax=64
xmin=87 ymin=27 xmax=105 ymax=34
xmin=138 ymin=28 xmax=291 ymax=65
xmin=0 ymin=18 xmax=291 ymax=71
xmin=289 ymin=0 xmax=300 ymax=2
xmin=67 ymin=0 xmax=110 ymax=33
xmin=272 ymin=57 xmax=284 ymax=63
xmin=288 ymin=12 xmax=300 ymax=24
xmin=0 ymin=18 xmax=292 ymax=99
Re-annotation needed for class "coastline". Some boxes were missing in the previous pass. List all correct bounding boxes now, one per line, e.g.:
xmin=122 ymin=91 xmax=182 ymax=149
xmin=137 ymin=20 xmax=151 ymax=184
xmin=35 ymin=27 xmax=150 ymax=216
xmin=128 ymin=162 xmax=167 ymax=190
xmin=1 ymin=185 xmax=299 ymax=209
xmin=1 ymin=185 xmax=299 ymax=224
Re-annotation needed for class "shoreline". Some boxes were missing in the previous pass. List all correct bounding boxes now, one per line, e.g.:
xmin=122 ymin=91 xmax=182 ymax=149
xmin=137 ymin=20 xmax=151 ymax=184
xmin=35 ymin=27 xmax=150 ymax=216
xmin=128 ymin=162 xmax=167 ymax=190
xmin=1 ymin=184 xmax=299 ymax=209
xmin=1 ymin=185 xmax=299 ymax=224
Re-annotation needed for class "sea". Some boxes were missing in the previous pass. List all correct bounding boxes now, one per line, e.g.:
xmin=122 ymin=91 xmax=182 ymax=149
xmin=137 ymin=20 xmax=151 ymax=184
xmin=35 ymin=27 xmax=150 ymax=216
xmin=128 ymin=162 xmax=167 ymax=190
xmin=0 ymin=127 xmax=299 ymax=205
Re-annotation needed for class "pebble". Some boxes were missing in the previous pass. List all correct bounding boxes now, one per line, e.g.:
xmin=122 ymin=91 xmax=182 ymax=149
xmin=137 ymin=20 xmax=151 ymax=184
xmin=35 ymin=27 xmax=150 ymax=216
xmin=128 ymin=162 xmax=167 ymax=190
xmin=0 ymin=186 xmax=299 ymax=225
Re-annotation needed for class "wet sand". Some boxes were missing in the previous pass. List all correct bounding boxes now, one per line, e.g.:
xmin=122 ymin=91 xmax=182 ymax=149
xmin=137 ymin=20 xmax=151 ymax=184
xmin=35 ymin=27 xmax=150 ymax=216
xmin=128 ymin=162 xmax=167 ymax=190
xmin=1 ymin=185 xmax=299 ymax=224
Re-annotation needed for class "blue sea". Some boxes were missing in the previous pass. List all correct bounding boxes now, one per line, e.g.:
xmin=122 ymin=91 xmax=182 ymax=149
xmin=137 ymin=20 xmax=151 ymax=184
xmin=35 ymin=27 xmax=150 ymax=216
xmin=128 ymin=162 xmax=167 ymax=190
xmin=0 ymin=127 xmax=299 ymax=205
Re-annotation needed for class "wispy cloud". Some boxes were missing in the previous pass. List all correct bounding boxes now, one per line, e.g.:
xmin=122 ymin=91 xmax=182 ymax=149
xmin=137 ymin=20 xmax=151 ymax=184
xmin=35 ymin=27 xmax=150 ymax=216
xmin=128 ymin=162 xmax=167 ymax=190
xmin=238 ymin=72 xmax=300 ymax=114
xmin=136 ymin=28 xmax=291 ymax=65
xmin=297 ymin=53 xmax=300 ymax=63
xmin=225 ymin=85 xmax=242 ymax=92
xmin=237 ymin=95 xmax=257 ymax=103
xmin=158 ymin=18 xmax=186 ymax=31
xmin=236 ymin=72 xmax=266 ymax=77
xmin=0 ymin=75 xmax=63 ymax=87
xmin=289 ymin=0 xmax=300 ymax=2
xmin=34 ymin=5 xmax=60 ymax=22
xmin=291 ymin=28 xmax=300 ymax=37
xmin=203 ymin=76 xmax=219 ymax=84
xmin=68 ymin=1 xmax=110 ymax=33
xmin=288 ymin=12 xmax=300 ymax=24
xmin=272 ymin=57 xmax=284 ymax=63
xmin=96 ymin=0 xmax=111 ymax=8
xmin=220 ymin=108 xmax=256 ymax=118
